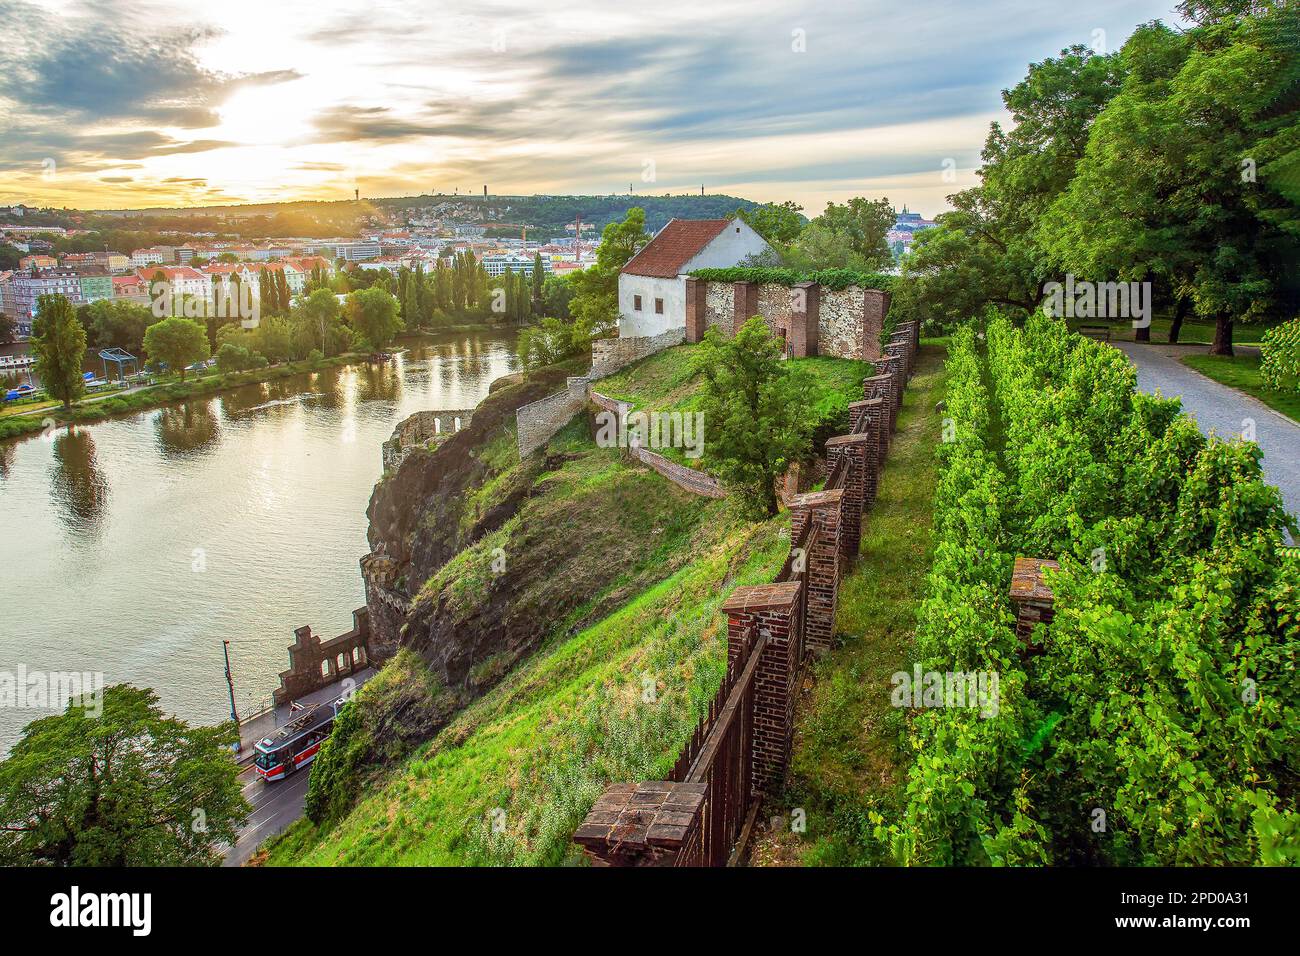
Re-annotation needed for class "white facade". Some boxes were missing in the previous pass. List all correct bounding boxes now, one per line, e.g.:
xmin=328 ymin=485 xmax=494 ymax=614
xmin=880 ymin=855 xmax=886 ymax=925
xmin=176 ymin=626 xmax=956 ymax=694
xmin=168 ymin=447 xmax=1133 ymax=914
xmin=617 ymin=218 xmax=771 ymax=338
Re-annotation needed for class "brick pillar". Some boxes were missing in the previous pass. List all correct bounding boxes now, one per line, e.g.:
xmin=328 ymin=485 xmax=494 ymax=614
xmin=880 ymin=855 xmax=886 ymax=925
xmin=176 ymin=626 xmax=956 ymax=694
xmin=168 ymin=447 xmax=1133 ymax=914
xmin=685 ymin=277 xmax=706 ymax=343
xmin=861 ymin=288 xmax=891 ymax=360
xmin=889 ymin=329 xmax=913 ymax=378
xmin=733 ymin=280 xmax=759 ymax=337
xmin=788 ymin=490 xmax=842 ymax=654
xmin=790 ymin=281 xmax=819 ymax=358
xmin=863 ymin=373 xmax=893 ymax=451
xmin=825 ymin=433 xmax=869 ymax=559
xmin=573 ymin=781 xmax=707 ymax=866
xmin=874 ymin=355 xmax=903 ymax=432
xmin=848 ymin=398 xmax=884 ymax=506
xmin=721 ymin=581 xmax=802 ymax=794
xmin=1010 ymin=557 xmax=1059 ymax=653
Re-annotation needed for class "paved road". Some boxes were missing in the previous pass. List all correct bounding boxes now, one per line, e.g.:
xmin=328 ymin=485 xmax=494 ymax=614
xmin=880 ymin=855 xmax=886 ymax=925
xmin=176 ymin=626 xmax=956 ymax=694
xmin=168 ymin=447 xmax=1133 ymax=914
xmin=1114 ymin=343 xmax=1300 ymax=540
xmin=222 ymin=667 xmax=376 ymax=867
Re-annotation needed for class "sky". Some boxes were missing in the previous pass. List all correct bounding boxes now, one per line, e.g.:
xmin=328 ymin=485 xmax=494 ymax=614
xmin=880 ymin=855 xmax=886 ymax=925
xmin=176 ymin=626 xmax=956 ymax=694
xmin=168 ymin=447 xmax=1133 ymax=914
xmin=0 ymin=0 xmax=1187 ymax=217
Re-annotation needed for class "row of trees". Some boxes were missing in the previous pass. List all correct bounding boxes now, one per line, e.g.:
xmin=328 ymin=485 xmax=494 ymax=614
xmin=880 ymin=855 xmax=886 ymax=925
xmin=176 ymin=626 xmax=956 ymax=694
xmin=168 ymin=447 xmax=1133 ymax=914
xmin=893 ymin=0 xmax=1300 ymax=353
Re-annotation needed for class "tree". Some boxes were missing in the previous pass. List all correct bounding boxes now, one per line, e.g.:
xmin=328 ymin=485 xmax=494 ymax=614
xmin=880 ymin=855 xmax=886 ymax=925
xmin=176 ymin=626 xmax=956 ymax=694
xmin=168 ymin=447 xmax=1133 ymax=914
xmin=540 ymin=273 xmax=574 ymax=320
xmin=568 ymin=207 xmax=650 ymax=342
xmin=0 ymin=312 xmax=16 ymax=345
xmin=31 ymin=294 xmax=86 ymax=409
xmin=531 ymin=252 xmax=545 ymax=309
xmin=295 ymin=288 xmax=347 ymax=356
xmin=735 ymin=200 xmax=806 ymax=245
xmin=0 ymin=685 xmax=249 ymax=866
xmin=792 ymin=197 xmax=895 ymax=270
xmin=1041 ymin=10 xmax=1300 ymax=353
xmin=892 ymin=44 xmax=1124 ymax=331
xmin=693 ymin=317 xmax=814 ymax=518
xmin=346 ymin=287 xmax=403 ymax=350
xmin=77 ymin=299 xmax=156 ymax=353
xmin=144 ymin=316 xmax=210 ymax=380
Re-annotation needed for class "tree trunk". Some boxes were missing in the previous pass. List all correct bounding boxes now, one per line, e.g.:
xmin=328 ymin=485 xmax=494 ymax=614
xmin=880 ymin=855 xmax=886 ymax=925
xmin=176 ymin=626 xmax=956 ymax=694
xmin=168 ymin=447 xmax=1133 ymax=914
xmin=1168 ymin=297 xmax=1189 ymax=345
xmin=1134 ymin=322 xmax=1151 ymax=343
xmin=1209 ymin=313 xmax=1234 ymax=357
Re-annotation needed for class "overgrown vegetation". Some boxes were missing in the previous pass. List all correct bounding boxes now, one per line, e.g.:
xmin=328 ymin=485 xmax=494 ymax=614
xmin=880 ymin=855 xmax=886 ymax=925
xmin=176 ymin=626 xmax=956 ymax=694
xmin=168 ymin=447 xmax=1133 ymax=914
xmin=688 ymin=267 xmax=896 ymax=292
xmin=874 ymin=315 xmax=1298 ymax=865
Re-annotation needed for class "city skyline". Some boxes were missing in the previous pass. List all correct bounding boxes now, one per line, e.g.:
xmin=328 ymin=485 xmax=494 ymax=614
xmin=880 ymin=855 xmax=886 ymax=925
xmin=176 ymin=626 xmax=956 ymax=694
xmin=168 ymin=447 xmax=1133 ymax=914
xmin=0 ymin=0 xmax=1184 ymax=214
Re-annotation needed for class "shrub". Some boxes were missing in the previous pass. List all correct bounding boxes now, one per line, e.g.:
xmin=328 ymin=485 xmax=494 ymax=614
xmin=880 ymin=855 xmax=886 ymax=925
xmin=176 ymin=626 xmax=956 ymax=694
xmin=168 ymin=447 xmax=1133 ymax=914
xmin=1260 ymin=318 xmax=1300 ymax=392
xmin=688 ymin=266 xmax=895 ymax=292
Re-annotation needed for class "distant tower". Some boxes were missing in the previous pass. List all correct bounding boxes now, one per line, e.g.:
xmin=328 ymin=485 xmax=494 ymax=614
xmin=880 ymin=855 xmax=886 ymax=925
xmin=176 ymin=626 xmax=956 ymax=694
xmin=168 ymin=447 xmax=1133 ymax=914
xmin=701 ymin=184 xmax=704 ymax=195
xmin=354 ymin=188 xmax=359 ymax=202
xmin=483 ymin=185 xmax=487 ymax=198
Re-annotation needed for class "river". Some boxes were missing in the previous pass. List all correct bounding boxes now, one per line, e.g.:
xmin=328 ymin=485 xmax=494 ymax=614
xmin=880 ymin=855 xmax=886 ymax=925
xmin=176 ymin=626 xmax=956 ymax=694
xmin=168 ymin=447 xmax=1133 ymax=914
xmin=0 ymin=329 xmax=519 ymax=753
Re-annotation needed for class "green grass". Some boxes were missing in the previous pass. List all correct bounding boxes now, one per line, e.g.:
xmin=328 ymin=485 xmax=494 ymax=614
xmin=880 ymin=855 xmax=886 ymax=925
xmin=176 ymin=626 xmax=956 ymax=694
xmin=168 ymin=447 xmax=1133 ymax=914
xmin=749 ymin=343 xmax=949 ymax=866
xmin=1181 ymin=353 xmax=1300 ymax=425
xmin=261 ymin=513 xmax=789 ymax=866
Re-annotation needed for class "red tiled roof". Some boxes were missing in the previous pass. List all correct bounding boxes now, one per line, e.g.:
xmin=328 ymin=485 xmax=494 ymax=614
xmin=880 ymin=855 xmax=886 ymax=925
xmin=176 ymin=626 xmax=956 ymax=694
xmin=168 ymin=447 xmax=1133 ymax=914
xmin=620 ymin=218 xmax=730 ymax=278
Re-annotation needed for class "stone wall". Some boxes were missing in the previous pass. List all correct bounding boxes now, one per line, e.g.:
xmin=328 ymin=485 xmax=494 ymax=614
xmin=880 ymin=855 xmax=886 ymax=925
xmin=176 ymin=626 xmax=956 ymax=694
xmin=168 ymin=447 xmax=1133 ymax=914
xmin=630 ymin=445 xmax=726 ymax=499
xmin=686 ymin=278 xmax=891 ymax=361
xmin=517 ymin=329 xmax=685 ymax=458
xmin=590 ymin=328 xmax=685 ymax=379
xmin=272 ymin=607 xmax=372 ymax=706
xmin=382 ymin=409 xmax=475 ymax=472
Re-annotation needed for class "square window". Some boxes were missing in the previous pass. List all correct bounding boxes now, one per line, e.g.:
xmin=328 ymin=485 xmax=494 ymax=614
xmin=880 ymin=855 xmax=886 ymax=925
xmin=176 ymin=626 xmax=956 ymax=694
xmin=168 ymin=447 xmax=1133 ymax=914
xmin=655 ymin=298 xmax=664 ymax=314
xmin=634 ymin=294 xmax=642 ymax=310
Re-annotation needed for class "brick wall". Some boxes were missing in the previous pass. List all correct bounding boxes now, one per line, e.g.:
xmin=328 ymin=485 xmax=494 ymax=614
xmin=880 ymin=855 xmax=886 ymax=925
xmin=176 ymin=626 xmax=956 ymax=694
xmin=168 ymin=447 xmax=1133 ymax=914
xmin=272 ymin=607 xmax=371 ymax=706
xmin=688 ymin=280 xmax=891 ymax=360
xmin=573 ymin=320 xmax=921 ymax=866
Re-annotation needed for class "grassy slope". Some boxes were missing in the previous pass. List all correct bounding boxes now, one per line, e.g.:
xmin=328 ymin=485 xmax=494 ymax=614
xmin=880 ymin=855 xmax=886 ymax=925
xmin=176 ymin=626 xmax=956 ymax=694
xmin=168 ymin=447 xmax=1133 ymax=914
xmin=1180 ymin=353 xmax=1300 ymax=425
xmin=750 ymin=341 xmax=949 ymax=865
xmin=262 ymin=342 xmax=872 ymax=865
xmin=264 ymin=512 xmax=787 ymax=865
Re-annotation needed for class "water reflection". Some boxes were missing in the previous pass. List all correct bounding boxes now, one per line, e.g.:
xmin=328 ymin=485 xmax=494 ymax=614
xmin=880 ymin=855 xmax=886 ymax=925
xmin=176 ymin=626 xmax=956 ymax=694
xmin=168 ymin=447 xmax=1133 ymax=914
xmin=0 ymin=442 xmax=14 ymax=481
xmin=49 ymin=427 xmax=108 ymax=533
xmin=155 ymin=403 xmax=220 ymax=458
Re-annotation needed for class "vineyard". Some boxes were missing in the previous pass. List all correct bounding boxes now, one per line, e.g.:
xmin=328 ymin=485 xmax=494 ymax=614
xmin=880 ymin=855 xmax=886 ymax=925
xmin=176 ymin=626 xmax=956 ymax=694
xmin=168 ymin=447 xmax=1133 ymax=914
xmin=876 ymin=313 xmax=1299 ymax=865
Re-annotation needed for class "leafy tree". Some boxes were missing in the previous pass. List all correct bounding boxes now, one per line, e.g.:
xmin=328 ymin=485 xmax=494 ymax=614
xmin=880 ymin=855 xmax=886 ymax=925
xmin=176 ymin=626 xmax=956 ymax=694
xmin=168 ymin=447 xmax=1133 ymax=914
xmin=143 ymin=316 xmax=209 ymax=381
xmin=215 ymin=252 xmax=239 ymax=264
xmin=346 ymin=286 xmax=403 ymax=350
xmin=568 ymin=207 xmax=650 ymax=342
xmin=31 ymin=294 xmax=86 ymax=409
xmin=693 ymin=316 xmax=813 ymax=517
xmin=893 ymin=45 xmax=1124 ymax=331
xmin=792 ymin=197 xmax=895 ymax=270
xmin=294 ymin=288 xmax=348 ymax=356
xmin=77 ymin=299 xmax=156 ymax=352
xmin=0 ymin=685 xmax=249 ymax=866
xmin=0 ymin=312 xmax=16 ymax=344
xmin=540 ymin=273 xmax=574 ymax=320
xmin=215 ymin=342 xmax=256 ymax=373
xmin=1041 ymin=10 xmax=1300 ymax=352
xmin=531 ymin=252 xmax=545 ymax=308
xmin=736 ymin=200 xmax=806 ymax=245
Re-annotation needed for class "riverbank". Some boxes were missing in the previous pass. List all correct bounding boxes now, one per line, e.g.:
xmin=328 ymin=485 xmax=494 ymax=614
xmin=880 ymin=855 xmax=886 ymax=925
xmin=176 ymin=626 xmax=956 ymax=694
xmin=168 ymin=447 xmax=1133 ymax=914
xmin=0 ymin=324 xmax=524 ymax=442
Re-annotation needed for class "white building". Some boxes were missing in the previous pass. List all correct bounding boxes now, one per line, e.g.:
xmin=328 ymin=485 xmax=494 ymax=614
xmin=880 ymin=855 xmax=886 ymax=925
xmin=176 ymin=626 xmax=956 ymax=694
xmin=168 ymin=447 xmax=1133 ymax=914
xmin=130 ymin=247 xmax=166 ymax=269
xmin=482 ymin=253 xmax=551 ymax=279
xmin=617 ymin=218 xmax=772 ymax=338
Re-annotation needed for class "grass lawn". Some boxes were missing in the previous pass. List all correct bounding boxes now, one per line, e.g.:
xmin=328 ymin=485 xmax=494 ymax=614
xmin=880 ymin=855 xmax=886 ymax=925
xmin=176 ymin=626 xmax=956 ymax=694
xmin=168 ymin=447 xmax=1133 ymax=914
xmin=749 ymin=341 xmax=948 ymax=866
xmin=1181 ymin=353 xmax=1300 ymax=425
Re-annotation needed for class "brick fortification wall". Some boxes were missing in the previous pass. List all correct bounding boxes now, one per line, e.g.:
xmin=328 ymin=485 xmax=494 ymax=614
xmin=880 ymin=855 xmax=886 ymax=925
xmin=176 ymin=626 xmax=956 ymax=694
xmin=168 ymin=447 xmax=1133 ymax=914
xmin=573 ymin=320 xmax=920 ymax=867
xmin=685 ymin=278 xmax=891 ymax=361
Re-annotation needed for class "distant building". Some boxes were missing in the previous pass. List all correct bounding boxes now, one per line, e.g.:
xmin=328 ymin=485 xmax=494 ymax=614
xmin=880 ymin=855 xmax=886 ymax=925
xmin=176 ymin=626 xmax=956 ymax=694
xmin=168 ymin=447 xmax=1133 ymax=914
xmin=19 ymin=254 xmax=57 ymax=271
xmin=888 ymin=207 xmax=938 ymax=257
xmin=331 ymin=241 xmax=381 ymax=262
xmin=617 ymin=217 xmax=772 ymax=338
xmin=130 ymin=247 xmax=166 ymax=268
xmin=9 ymin=268 xmax=108 ymax=319
xmin=482 ymin=253 xmax=552 ymax=279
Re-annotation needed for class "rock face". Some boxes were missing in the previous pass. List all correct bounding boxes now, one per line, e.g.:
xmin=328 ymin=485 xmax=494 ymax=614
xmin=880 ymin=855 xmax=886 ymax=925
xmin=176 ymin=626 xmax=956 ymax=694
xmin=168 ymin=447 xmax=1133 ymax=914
xmin=360 ymin=363 xmax=578 ymax=661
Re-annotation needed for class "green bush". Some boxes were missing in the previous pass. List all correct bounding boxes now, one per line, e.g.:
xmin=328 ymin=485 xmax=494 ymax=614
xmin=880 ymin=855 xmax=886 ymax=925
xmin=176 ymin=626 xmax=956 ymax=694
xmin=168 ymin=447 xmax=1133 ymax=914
xmin=1260 ymin=318 xmax=1300 ymax=392
xmin=688 ymin=266 xmax=894 ymax=292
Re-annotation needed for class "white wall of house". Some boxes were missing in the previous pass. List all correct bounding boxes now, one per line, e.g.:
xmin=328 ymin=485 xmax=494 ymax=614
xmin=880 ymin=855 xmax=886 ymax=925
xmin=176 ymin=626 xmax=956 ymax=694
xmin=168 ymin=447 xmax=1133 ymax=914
xmin=618 ymin=274 xmax=684 ymax=337
xmin=616 ymin=219 xmax=773 ymax=338
xmin=680 ymin=219 xmax=771 ymax=272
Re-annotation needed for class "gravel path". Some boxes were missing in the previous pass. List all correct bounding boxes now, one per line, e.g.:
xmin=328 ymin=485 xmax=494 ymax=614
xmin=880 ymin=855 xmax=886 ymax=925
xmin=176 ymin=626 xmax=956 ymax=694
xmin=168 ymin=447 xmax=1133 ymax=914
xmin=1114 ymin=342 xmax=1299 ymax=541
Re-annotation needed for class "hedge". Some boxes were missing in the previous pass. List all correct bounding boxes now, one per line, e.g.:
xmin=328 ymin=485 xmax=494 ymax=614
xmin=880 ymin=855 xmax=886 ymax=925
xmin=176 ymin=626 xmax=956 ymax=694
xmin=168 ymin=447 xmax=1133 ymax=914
xmin=687 ymin=267 xmax=895 ymax=292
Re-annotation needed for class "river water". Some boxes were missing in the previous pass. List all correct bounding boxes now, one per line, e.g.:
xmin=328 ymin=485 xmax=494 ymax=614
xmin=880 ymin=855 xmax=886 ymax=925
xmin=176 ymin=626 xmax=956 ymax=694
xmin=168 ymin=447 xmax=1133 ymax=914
xmin=0 ymin=330 xmax=519 ymax=753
